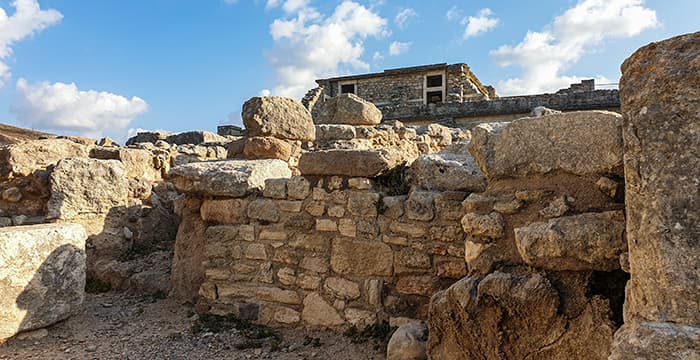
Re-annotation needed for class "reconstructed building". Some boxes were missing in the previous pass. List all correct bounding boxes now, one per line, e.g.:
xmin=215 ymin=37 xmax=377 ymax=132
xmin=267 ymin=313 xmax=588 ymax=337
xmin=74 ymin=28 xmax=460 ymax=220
xmin=309 ymin=63 xmax=620 ymax=127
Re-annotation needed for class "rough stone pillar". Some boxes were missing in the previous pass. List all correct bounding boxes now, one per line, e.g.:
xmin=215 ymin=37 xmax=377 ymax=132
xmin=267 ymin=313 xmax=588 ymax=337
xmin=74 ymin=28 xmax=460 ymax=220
xmin=610 ymin=32 xmax=700 ymax=359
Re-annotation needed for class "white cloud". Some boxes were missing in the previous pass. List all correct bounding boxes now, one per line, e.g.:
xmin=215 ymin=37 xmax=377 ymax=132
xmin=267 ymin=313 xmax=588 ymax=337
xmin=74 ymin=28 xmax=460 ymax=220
xmin=12 ymin=78 xmax=149 ymax=138
xmin=446 ymin=6 xmax=462 ymax=22
xmin=372 ymin=51 xmax=384 ymax=62
xmin=0 ymin=0 xmax=62 ymax=88
xmin=388 ymin=41 xmax=411 ymax=56
xmin=395 ymin=7 xmax=416 ymax=29
xmin=491 ymin=0 xmax=658 ymax=95
xmin=266 ymin=1 xmax=388 ymax=98
xmin=463 ymin=8 xmax=499 ymax=39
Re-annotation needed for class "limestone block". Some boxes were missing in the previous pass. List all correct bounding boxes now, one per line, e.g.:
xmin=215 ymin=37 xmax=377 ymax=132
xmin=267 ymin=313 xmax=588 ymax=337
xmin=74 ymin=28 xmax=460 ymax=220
xmin=344 ymin=308 xmax=377 ymax=328
xmin=315 ymin=124 xmax=357 ymax=142
xmin=200 ymin=198 xmax=249 ymax=224
xmin=273 ymin=307 xmax=301 ymax=324
xmin=469 ymin=111 xmax=623 ymax=179
xmin=47 ymin=158 xmax=128 ymax=220
xmin=315 ymin=94 xmax=382 ymax=125
xmin=347 ymin=191 xmax=380 ymax=218
xmin=460 ymin=212 xmax=505 ymax=238
xmin=395 ymin=249 xmax=432 ymax=274
xmin=300 ymin=256 xmax=329 ymax=274
xmin=338 ymin=218 xmax=356 ymax=237
xmin=298 ymin=149 xmax=403 ymax=177
xmin=515 ymin=211 xmax=626 ymax=271
xmin=331 ymin=238 xmax=393 ymax=276
xmin=410 ymin=149 xmax=486 ymax=192
xmin=405 ymin=191 xmax=436 ymax=221
xmin=0 ymin=224 xmax=87 ymax=341
xmin=169 ymin=160 xmax=291 ymax=197
xmin=316 ymin=219 xmax=337 ymax=232
xmin=287 ymin=176 xmax=311 ymax=200
xmin=247 ymin=199 xmax=280 ymax=223
xmin=278 ymin=200 xmax=302 ymax=213
xmin=618 ymin=31 xmax=700 ymax=325
xmin=243 ymin=136 xmax=293 ymax=161
xmin=302 ymin=293 xmax=344 ymax=327
xmin=171 ymin=210 xmax=207 ymax=300
xmin=610 ymin=321 xmax=700 ymax=360
xmin=348 ymin=177 xmax=371 ymax=190
xmin=256 ymin=286 xmax=300 ymax=305
xmin=297 ymin=274 xmax=322 ymax=290
xmin=242 ymin=96 xmax=315 ymax=141
xmin=462 ymin=193 xmax=495 ymax=213
xmin=0 ymin=139 xmax=89 ymax=179
xmin=263 ymin=178 xmax=288 ymax=199
xmin=323 ymin=277 xmax=361 ymax=300
xmin=382 ymin=195 xmax=406 ymax=219
xmin=396 ymin=275 xmax=437 ymax=296
xmin=165 ymin=130 xmax=228 ymax=145
xmin=389 ymin=221 xmax=426 ymax=238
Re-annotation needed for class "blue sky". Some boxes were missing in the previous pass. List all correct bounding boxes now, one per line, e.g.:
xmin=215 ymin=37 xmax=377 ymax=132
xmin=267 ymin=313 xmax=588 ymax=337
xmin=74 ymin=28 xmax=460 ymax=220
xmin=0 ymin=0 xmax=697 ymax=141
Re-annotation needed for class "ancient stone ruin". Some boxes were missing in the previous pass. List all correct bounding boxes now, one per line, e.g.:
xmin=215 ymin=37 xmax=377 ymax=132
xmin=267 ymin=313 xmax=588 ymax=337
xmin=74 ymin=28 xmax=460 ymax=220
xmin=0 ymin=32 xmax=697 ymax=359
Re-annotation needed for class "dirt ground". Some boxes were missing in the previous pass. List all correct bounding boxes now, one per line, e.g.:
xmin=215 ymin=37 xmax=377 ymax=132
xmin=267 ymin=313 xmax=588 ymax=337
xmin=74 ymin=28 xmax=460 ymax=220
xmin=0 ymin=293 xmax=386 ymax=360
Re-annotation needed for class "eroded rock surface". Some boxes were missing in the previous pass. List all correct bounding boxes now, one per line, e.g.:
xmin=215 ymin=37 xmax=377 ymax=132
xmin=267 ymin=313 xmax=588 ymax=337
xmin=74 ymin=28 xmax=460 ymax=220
xmin=242 ymin=97 xmax=315 ymax=141
xmin=314 ymin=94 xmax=382 ymax=126
xmin=0 ymin=223 xmax=87 ymax=341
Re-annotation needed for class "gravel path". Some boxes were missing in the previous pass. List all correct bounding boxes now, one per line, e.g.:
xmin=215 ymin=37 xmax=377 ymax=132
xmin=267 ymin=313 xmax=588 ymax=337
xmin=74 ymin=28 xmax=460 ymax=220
xmin=0 ymin=293 xmax=385 ymax=360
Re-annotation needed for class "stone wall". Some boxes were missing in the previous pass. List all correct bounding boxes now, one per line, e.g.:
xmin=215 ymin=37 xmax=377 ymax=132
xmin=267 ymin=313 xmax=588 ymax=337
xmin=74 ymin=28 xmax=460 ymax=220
xmin=176 ymin=173 xmax=474 ymax=328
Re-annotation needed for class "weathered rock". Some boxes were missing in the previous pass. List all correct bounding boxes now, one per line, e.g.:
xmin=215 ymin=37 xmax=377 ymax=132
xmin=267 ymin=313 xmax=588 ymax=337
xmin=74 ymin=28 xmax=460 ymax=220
xmin=331 ymin=238 xmax=393 ymax=276
xmin=609 ymin=321 xmax=700 ymax=360
xmin=0 ymin=139 xmax=89 ymax=179
xmin=514 ymin=211 xmax=626 ymax=271
xmin=411 ymin=145 xmax=486 ymax=192
xmin=47 ymin=158 xmax=129 ymax=220
xmin=169 ymin=160 xmax=291 ymax=197
xmin=460 ymin=212 xmax=504 ymax=239
xmin=530 ymin=106 xmax=561 ymax=117
xmin=125 ymin=131 xmax=173 ymax=146
xmin=0 ymin=224 xmax=87 ymax=341
xmin=226 ymin=138 xmax=246 ymax=159
xmin=617 ymin=31 xmax=700 ymax=326
xmin=242 ymin=97 xmax=315 ymax=141
xmin=200 ymin=198 xmax=249 ymax=224
xmin=405 ymin=191 xmax=436 ymax=221
xmin=387 ymin=322 xmax=428 ymax=360
xmin=427 ymin=271 xmax=616 ymax=360
xmin=170 ymin=209 xmax=207 ymax=300
xmin=298 ymin=149 xmax=403 ymax=177
xmin=165 ymin=131 xmax=228 ymax=145
xmin=315 ymin=124 xmax=357 ymax=142
xmin=315 ymin=94 xmax=382 ymax=125
xmin=243 ymin=136 xmax=293 ymax=161
xmin=469 ymin=111 xmax=623 ymax=179
xmin=301 ymin=292 xmax=344 ymax=327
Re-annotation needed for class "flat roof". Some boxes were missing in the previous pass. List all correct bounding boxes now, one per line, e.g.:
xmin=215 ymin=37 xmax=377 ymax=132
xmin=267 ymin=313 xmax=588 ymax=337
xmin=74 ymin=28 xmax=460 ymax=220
xmin=316 ymin=63 xmax=449 ymax=83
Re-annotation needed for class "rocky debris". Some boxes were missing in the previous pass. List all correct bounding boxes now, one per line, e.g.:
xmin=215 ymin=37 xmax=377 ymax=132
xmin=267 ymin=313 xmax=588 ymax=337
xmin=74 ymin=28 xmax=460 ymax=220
xmin=469 ymin=111 xmax=623 ymax=179
xmin=92 ymin=250 xmax=172 ymax=296
xmin=514 ymin=211 xmax=626 ymax=271
xmin=427 ymin=271 xmax=616 ymax=360
xmin=126 ymin=131 xmax=173 ymax=146
xmin=387 ymin=322 xmax=428 ymax=360
xmin=609 ymin=321 xmax=700 ymax=360
xmin=243 ymin=136 xmax=293 ymax=161
xmin=169 ymin=160 xmax=292 ymax=197
xmin=47 ymin=158 xmax=129 ymax=220
xmin=0 ymin=223 xmax=87 ymax=341
xmin=301 ymin=292 xmax=344 ymax=327
xmin=298 ymin=149 xmax=403 ymax=177
xmin=0 ymin=138 xmax=90 ymax=180
xmin=314 ymin=94 xmax=382 ymax=126
xmin=611 ymin=31 xmax=700 ymax=356
xmin=242 ymin=97 xmax=316 ymax=141
xmin=410 ymin=142 xmax=486 ymax=192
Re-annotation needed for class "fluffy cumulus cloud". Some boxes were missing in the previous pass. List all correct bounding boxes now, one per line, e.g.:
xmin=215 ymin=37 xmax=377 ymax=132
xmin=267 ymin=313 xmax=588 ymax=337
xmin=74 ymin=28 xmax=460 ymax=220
xmin=463 ymin=8 xmax=499 ymax=39
xmin=394 ymin=7 xmax=416 ymax=29
xmin=0 ymin=0 xmax=62 ymax=88
xmin=12 ymin=78 xmax=149 ymax=138
xmin=266 ymin=0 xmax=388 ymax=98
xmin=388 ymin=41 xmax=411 ymax=56
xmin=491 ymin=0 xmax=658 ymax=95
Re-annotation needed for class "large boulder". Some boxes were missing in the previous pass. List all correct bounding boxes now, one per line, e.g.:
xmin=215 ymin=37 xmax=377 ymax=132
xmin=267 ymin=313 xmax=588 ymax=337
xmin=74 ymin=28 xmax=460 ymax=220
xmin=514 ymin=211 xmax=626 ymax=271
xmin=410 ymin=143 xmax=486 ymax=192
xmin=243 ymin=136 xmax=293 ymax=161
xmin=315 ymin=94 xmax=382 ymax=126
xmin=169 ymin=159 xmax=292 ymax=197
xmin=298 ymin=149 xmax=403 ymax=177
xmin=611 ymin=32 xmax=700 ymax=357
xmin=427 ymin=271 xmax=616 ymax=360
xmin=0 ymin=139 xmax=89 ymax=180
xmin=47 ymin=158 xmax=129 ymax=220
xmin=0 ymin=223 xmax=87 ymax=341
xmin=469 ymin=111 xmax=623 ymax=179
xmin=242 ymin=97 xmax=315 ymax=141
